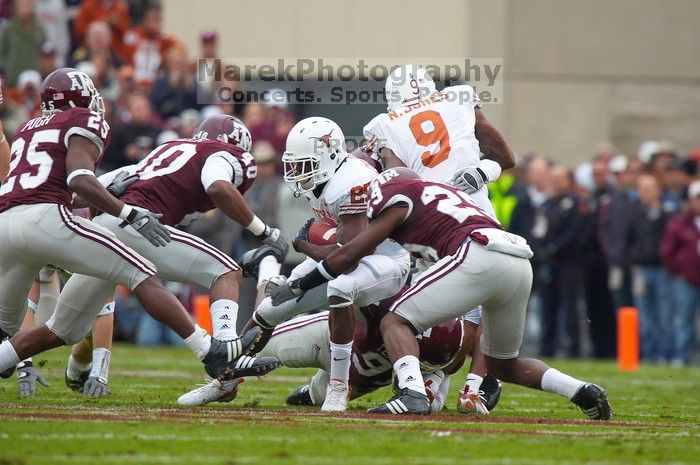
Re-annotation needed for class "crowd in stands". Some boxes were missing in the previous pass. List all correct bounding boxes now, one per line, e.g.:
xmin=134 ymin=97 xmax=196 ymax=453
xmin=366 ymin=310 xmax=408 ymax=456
xmin=0 ymin=0 xmax=697 ymax=363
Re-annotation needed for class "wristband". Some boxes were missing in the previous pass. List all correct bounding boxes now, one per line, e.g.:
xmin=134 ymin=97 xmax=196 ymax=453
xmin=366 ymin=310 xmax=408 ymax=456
xmin=0 ymin=134 xmax=6 ymax=144
xmin=118 ymin=204 xmax=134 ymax=221
xmin=66 ymin=169 xmax=95 ymax=185
xmin=477 ymin=159 xmax=502 ymax=183
xmin=27 ymin=299 xmax=38 ymax=313
xmin=247 ymin=215 xmax=266 ymax=236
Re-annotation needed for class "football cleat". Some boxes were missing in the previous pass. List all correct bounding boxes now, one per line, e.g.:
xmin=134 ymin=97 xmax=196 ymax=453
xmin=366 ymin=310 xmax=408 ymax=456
xmin=368 ymin=388 xmax=430 ymax=415
xmin=202 ymin=327 xmax=261 ymax=378
xmin=177 ymin=378 xmax=244 ymax=406
xmin=456 ymin=388 xmax=490 ymax=415
xmin=240 ymin=245 xmax=285 ymax=279
xmin=229 ymin=355 xmax=281 ymax=378
xmin=286 ymin=384 xmax=315 ymax=406
xmin=480 ymin=374 xmax=503 ymax=412
xmin=65 ymin=369 xmax=90 ymax=392
xmin=571 ymin=383 xmax=612 ymax=420
xmin=321 ymin=381 xmax=350 ymax=412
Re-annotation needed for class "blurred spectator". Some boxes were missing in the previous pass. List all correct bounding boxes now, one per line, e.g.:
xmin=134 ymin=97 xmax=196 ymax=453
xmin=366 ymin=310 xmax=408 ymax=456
xmin=37 ymin=41 xmax=57 ymax=77
xmin=195 ymin=29 xmax=220 ymax=94
xmin=661 ymin=156 xmax=691 ymax=212
xmin=177 ymin=109 xmax=201 ymax=138
xmin=12 ymin=69 xmax=42 ymax=118
xmin=73 ymin=0 xmax=130 ymax=58
xmin=71 ymin=20 xmax=123 ymax=69
xmin=509 ymin=156 xmax=549 ymax=250
xmin=150 ymin=46 xmax=201 ymax=118
xmin=579 ymin=158 xmax=618 ymax=358
xmin=535 ymin=165 xmax=582 ymax=357
xmin=624 ymin=174 xmax=673 ymax=363
xmin=0 ymin=78 xmax=28 ymax=139
xmin=121 ymin=4 xmax=179 ymax=87
xmin=34 ymin=0 xmax=68 ymax=66
xmin=0 ymin=0 xmax=14 ymax=23
xmin=660 ymin=180 xmax=700 ymax=366
xmin=102 ymin=91 xmax=159 ymax=171
xmin=111 ymin=64 xmax=137 ymax=122
xmin=0 ymin=0 xmax=45 ymax=86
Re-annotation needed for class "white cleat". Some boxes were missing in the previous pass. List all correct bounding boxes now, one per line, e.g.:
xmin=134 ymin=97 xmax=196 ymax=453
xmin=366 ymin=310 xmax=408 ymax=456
xmin=456 ymin=388 xmax=490 ymax=415
xmin=321 ymin=380 xmax=350 ymax=412
xmin=177 ymin=378 xmax=243 ymax=406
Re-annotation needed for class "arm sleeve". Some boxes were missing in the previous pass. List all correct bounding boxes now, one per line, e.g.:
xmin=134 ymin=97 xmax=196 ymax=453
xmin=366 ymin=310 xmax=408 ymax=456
xmin=363 ymin=114 xmax=388 ymax=149
xmin=200 ymin=151 xmax=242 ymax=190
xmin=445 ymin=85 xmax=482 ymax=110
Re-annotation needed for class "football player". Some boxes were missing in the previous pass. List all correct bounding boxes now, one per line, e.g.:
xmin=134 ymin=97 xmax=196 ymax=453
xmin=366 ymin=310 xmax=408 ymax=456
xmin=56 ymin=113 xmax=289 ymax=395
xmin=363 ymin=64 xmax=516 ymax=413
xmin=0 ymin=77 xmax=10 ymax=178
xmin=0 ymin=68 xmax=259 ymax=384
xmin=268 ymin=168 xmax=612 ymax=420
xmin=238 ymin=117 xmax=411 ymax=411
xmin=178 ymin=282 xmax=502 ymax=412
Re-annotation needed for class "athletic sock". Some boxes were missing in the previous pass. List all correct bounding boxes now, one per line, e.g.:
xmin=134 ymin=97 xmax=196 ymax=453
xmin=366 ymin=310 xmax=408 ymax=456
xmin=423 ymin=369 xmax=445 ymax=401
xmin=329 ymin=341 xmax=353 ymax=383
xmin=67 ymin=354 xmax=92 ymax=380
xmin=394 ymin=355 xmax=426 ymax=396
xmin=0 ymin=341 xmax=21 ymax=372
xmin=465 ymin=373 xmax=484 ymax=393
xmin=89 ymin=348 xmax=111 ymax=382
xmin=184 ymin=325 xmax=212 ymax=361
xmin=541 ymin=368 xmax=586 ymax=400
xmin=258 ymin=255 xmax=282 ymax=286
xmin=209 ymin=299 xmax=239 ymax=339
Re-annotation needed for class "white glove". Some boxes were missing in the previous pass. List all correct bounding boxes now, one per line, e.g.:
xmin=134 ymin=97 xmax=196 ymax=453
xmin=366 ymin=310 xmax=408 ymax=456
xmin=451 ymin=165 xmax=488 ymax=194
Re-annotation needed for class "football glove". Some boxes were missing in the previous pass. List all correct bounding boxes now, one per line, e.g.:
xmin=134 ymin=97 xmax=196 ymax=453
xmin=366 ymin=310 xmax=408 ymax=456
xmin=122 ymin=209 xmax=171 ymax=247
xmin=266 ymin=277 xmax=303 ymax=306
xmin=451 ymin=165 xmax=488 ymax=194
xmin=262 ymin=225 xmax=289 ymax=260
xmin=83 ymin=376 xmax=109 ymax=398
xmin=292 ymin=218 xmax=315 ymax=252
xmin=106 ymin=171 xmax=139 ymax=198
xmin=17 ymin=361 xmax=49 ymax=397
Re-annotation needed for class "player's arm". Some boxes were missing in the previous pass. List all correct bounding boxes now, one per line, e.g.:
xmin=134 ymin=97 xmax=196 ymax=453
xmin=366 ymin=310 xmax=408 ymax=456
xmin=379 ymin=147 xmax=407 ymax=170
xmin=266 ymin=207 xmax=405 ymax=305
xmin=204 ymin=158 xmax=288 ymax=257
xmin=451 ymin=109 xmax=514 ymax=193
xmin=294 ymin=212 xmax=367 ymax=261
xmin=66 ymin=136 xmax=170 ymax=247
xmin=295 ymin=240 xmax=337 ymax=262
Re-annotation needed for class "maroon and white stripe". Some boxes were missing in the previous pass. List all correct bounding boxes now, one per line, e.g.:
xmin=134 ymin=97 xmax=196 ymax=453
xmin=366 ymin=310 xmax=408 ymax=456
xmin=390 ymin=241 xmax=471 ymax=313
xmin=58 ymin=205 xmax=156 ymax=275
xmin=166 ymin=226 xmax=240 ymax=271
xmin=271 ymin=312 xmax=329 ymax=338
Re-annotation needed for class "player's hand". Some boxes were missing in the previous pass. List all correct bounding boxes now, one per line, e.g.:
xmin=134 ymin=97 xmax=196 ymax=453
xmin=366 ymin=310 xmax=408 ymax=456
xmin=17 ymin=361 xmax=49 ymax=397
xmin=123 ymin=209 xmax=171 ymax=247
xmin=106 ymin=171 xmax=139 ymax=198
xmin=451 ymin=165 xmax=488 ymax=194
xmin=262 ymin=225 xmax=289 ymax=259
xmin=292 ymin=218 xmax=315 ymax=252
xmin=266 ymin=277 xmax=303 ymax=306
xmin=83 ymin=376 xmax=109 ymax=398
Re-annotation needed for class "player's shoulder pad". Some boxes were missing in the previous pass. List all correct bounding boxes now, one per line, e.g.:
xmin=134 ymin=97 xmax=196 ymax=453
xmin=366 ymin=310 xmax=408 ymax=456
xmin=442 ymin=84 xmax=481 ymax=108
xmin=323 ymin=157 xmax=377 ymax=204
xmin=363 ymin=113 xmax=388 ymax=139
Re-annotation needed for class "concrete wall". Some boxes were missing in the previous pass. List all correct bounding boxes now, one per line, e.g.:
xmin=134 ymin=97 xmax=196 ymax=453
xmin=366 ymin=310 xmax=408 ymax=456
xmin=164 ymin=0 xmax=700 ymax=165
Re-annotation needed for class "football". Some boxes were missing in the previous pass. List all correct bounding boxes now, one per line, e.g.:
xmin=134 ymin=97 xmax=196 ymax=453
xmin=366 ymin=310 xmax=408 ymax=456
xmin=307 ymin=219 xmax=338 ymax=245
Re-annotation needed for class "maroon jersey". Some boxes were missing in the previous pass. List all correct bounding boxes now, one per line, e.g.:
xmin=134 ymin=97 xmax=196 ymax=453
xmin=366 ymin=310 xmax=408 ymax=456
xmin=367 ymin=169 xmax=502 ymax=261
xmin=350 ymin=288 xmax=464 ymax=394
xmin=119 ymin=138 xmax=257 ymax=226
xmin=0 ymin=108 xmax=110 ymax=212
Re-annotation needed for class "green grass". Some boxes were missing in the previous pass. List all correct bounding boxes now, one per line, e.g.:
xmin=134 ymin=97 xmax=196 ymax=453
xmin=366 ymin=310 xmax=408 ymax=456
xmin=1 ymin=344 xmax=699 ymax=465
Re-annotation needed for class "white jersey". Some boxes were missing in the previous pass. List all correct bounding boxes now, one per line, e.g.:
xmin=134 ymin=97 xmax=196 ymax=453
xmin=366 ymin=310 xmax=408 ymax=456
xmin=364 ymin=85 xmax=495 ymax=216
xmin=304 ymin=156 xmax=407 ymax=261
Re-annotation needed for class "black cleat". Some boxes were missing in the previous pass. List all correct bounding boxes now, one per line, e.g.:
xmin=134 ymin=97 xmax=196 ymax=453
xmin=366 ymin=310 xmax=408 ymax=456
xmin=481 ymin=374 xmax=503 ymax=412
xmin=229 ymin=355 xmax=281 ymax=378
xmin=202 ymin=327 xmax=262 ymax=379
xmin=0 ymin=330 xmax=15 ymax=379
xmin=65 ymin=369 xmax=90 ymax=392
xmin=240 ymin=246 xmax=285 ymax=279
xmin=368 ymin=388 xmax=430 ymax=415
xmin=286 ymin=384 xmax=315 ymax=406
xmin=571 ymin=383 xmax=612 ymax=420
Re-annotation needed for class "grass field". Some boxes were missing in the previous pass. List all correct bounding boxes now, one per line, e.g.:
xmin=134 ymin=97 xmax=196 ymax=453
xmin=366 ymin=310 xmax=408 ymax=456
xmin=1 ymin=344 xmax=699 ymax=465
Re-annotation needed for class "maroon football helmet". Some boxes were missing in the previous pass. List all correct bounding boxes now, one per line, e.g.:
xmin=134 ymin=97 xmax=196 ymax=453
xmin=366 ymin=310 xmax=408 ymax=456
xmin=193 ymin=114 xmax=252 ymax=152
xmin=418 ymin=318 xmax=465 ymax=371
xmin=40 ymin=67 xmax=105 ymax=116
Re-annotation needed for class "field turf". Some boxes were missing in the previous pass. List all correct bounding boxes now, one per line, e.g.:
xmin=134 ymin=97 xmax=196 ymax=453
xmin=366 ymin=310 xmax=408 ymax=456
xmin=1 ymin=344 xmax=698 ymax=465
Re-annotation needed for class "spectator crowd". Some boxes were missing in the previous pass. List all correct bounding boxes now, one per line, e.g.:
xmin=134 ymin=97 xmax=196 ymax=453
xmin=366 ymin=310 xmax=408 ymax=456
xmin=0 ymin=0 xmax=697 ymax=363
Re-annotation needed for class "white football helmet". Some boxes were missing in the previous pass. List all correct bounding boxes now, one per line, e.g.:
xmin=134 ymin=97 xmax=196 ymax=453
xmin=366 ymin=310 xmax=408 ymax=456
xmin=282 ymin=117 xmax=348 ymax=194
xmin=385 ymin=64 xmax=437 ymax=111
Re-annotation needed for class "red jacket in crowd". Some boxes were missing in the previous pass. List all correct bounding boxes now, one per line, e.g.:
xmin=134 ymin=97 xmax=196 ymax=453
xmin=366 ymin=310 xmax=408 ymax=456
xmin=660 ymin=211 xmax=700 ymax=287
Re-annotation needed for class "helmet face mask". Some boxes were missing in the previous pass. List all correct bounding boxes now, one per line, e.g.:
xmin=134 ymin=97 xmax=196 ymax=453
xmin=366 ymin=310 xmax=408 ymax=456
xmin=283 ymin=117 xmax=347 ymax=195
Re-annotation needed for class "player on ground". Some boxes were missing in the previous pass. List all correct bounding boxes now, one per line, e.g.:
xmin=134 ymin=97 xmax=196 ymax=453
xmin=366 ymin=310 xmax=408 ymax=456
xmin=268 ymin=168 xmax=612 ymax=420
xmin=238 ymin=117 xmax=411 ymax=411
xmin=0 ymin=68 xmax=259 ymax=383
xmin=58 ymin=114 xmax=287 ymax=395
xmin=363 ymin=64 xmax=516 ymax=413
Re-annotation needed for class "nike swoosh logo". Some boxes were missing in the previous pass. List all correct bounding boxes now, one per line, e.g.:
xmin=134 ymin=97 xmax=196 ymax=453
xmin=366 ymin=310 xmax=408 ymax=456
xmin=332 ymin=357 xmax=346 ymax=361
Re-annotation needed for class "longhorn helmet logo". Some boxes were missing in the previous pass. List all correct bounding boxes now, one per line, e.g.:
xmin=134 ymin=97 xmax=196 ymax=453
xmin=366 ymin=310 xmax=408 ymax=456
xmin=309 ymin=129 xmax=334 ymax=149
